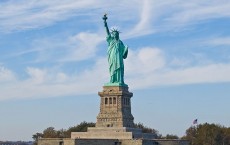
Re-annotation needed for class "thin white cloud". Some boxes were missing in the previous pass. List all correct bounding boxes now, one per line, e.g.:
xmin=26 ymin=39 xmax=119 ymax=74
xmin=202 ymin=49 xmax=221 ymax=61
xmin=206 ymin=37 xmax=230 ymax=46
xmin=26 ymin=67 xmax=47 ymax=84
xmin=166 ymin=63 xmax=230 ymax=84
xmin=0 ymin=66 xmax=16 ymax=82
xmin=125 ymin=47 xmax=230 ymax=89
xmin=169 ymin=57 xmax=192 ymax=67
xmin=160 ymin=1 xmax=230 ymax=29
xmin=0 ymin=57 xmax=108 ymax=101
xmin=125 ymin=47 xmax=165 ymax=76
xmin=0 ymin=0 xmax=103 ymax=32
xmin=124 ymin=0 xmax=230 ymax=38
xmin=60 ymin=32 xmax=104 ymax=62
xmin=1 ymin=48 xmax=230 ymax=101
xmin=1 ymin=0 xmax=229 ymax=36
xmin=168 ymin=2 xmax=230 ymax=24
xmin=125 ymin=0 xmax=154 ymax=38
xmin=9 ymin=32 xmax=104 ymax=63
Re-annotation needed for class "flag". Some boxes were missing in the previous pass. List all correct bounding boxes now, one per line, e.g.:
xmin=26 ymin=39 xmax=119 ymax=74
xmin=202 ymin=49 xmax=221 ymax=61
xmin=193 ymin=119 xmax=198 ymax=124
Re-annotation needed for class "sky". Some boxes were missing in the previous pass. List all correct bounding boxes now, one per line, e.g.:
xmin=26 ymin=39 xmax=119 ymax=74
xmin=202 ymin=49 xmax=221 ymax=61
xmin=0 ymin=0 xmax=230 ymax=141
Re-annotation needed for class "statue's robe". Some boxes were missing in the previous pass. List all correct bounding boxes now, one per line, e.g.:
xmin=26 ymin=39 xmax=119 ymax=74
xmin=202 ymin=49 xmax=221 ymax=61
xmin=106 ymin=35 xmax=128 ymax=84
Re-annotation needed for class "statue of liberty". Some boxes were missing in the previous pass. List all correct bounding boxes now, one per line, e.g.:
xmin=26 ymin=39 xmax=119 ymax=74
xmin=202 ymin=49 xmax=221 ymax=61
xmin=103 ymin=14 xmax=128 ymax=86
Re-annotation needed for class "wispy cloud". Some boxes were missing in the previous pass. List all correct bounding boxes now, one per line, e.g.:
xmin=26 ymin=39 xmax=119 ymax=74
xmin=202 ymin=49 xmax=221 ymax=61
xmin=0 ymin=0 xmax=102 ymax=32
xmin=0 ymin=57 xmax=108 ymax=101
xmin=166 ymin=1 xmax=230 ymax=25
xmin=205 ymin=37 xmax=230 ymax=46
xmin=125 ymin=47 xmax=165 ymax=76
xmin=125 ymin=47 xmax=230 ymax=89
xmin=8 ymin=31 xmax=104 ymax=63
xmin=59 ymin=32 xmax=104 ymax=62
xmin=0 ymin=65 xmax=15 ymax=82
xmin=129 ymin=62 xmax=230 ymax=89
xmin=157 ymin=1 xmax=230 ymax=31
xmin=26 ymin=67 xmax=47 ymax=84
xmin=1 ymin=47 xmax=230 ymax=101
xmin=125 ymin=0 xmax=154 ymax=38
xmin=1 ymin=0 xmax=229 ymax=35
xmin=123 ymin=0 xmax=230 ymax=38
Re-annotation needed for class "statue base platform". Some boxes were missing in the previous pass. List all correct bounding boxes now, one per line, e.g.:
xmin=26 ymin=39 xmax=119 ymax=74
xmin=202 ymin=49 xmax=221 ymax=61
xmin=39 ymin=138 xmax=189 ymax=145
xmin=71 ymin=127 xmax=156 ymax=140
xmin=104 ymin=82 xmax=128 ymax=87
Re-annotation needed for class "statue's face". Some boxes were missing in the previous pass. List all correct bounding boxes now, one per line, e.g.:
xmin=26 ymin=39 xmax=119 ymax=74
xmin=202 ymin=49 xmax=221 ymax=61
xmin=112 ymin=31 xmax=119 ymax=40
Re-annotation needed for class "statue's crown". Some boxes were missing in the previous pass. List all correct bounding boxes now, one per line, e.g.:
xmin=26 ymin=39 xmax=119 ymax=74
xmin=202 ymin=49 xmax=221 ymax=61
xmin=111 ymin=28 xmax=120 ymax=34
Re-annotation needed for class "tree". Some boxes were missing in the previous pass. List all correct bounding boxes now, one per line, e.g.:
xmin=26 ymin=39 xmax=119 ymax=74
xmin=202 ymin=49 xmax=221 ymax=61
xmin=162 ymin=134 xmax=179 ymax=139
xmin=134 ymin=122 xmax=161 ymax=138
xmin=184 ymin=123 xmax=230 ymax=145
xmin=183 ymin=126 xmax=197 ymax=144
xmin=43 ymin=127 xmax=59 ymax=138
xmin=57 ymin=129 xmax=68 ymax=138
xmin=32 ymin=121 xmax=96 ymax=143
xmin=223 ymin=127 xmax=230 ymax=145
xmin=32 ymin=133 xmax=43 ymax=145
xmin=65 ymin=121 xmax=95 ymax=137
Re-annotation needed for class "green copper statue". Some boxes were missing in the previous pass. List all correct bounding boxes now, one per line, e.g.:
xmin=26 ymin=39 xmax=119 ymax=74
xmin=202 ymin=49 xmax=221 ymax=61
xmin=103 ymin=14 xmax=128 ymax=86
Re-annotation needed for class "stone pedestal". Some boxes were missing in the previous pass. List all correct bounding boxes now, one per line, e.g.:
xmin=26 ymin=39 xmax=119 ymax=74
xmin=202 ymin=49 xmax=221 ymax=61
xmin=71 ymin=86 xmax=156 ymax=140
xmin=96 ymin=86 xmax=134 ymax=128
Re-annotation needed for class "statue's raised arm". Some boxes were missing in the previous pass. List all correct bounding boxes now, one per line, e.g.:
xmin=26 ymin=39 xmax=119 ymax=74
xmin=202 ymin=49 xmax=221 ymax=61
xmin=102 ymin=14 xmax=110 ymax=36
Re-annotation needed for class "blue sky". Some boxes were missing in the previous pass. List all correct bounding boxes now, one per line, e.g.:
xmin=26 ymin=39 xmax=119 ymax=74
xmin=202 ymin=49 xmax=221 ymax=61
xmin=0 ymin=0 xmax=230 ymax=141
